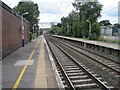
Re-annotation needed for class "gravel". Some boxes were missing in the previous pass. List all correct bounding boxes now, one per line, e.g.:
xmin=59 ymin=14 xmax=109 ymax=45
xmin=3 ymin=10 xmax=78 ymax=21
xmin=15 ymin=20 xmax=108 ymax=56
xmin=51 ymin=37 xmax=120 ymax=89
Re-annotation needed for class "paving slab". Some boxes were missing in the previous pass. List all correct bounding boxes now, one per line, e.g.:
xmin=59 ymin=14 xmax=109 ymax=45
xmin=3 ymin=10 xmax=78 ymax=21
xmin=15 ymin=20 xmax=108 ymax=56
xmin=2 ymin=35 xmax=58 ymax=89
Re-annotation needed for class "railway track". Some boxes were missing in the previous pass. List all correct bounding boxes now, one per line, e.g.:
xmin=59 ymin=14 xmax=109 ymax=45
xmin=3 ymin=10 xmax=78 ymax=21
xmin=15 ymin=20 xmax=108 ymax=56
xmin=51 ymin=36 xmax=120 ymax=75
xmin=45 ymin=36 xmax=113 ymax=90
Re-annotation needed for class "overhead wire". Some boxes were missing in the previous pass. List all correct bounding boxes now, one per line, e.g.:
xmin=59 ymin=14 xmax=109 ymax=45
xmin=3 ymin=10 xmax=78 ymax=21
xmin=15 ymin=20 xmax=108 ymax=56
xmin=40 ymin=0 xmax=118 ymax=26
xmin=53 ymin=0 xmax=74 ymax=22
xmin=39 ymin=0 xmax=66 ymax=26
xmin=102 ymin=5 xmax=118 ymax=14
xmin=53 ymin=0 xmax=118 ymax=22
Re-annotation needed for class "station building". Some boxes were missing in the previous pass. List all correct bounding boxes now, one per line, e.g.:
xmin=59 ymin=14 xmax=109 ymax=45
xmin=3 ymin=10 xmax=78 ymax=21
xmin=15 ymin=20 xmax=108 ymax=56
xmin=101 ymin=25 xmax=120 ymax=36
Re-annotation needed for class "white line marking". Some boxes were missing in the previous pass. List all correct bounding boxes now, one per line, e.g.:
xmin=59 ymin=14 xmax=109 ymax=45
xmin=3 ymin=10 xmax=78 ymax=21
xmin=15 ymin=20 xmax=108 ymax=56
xmin=44 ymin=37 xmax=65 ymax=89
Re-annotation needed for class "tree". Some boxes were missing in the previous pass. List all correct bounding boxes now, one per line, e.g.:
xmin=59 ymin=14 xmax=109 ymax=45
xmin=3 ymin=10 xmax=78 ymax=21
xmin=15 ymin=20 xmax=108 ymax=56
xmin=51 ymin=25 xmax=62 ymax=35
xmin=113 ymin=23 xmax=120 ymax=28
xmin=60 ymin=11 xmax=79 ymax=37
xmin=13 ymin=1 xmax=40 ymax=40
xmin=54 ymin=1 xmax=103 ymax=40
xmin=91 ymin=22 xmax=101 ymax=40
xmin=57 ymin=23 xmax=62 ymax=28
xmin=112 ymin=23 xmax=120 ymax=35
xmin=99 ymin=20 xmax=112 ymax=26
xmin=61 ymin=17 xmax=69 ymax=36
xmin=73 ymin=2 xmax=103 ymax=22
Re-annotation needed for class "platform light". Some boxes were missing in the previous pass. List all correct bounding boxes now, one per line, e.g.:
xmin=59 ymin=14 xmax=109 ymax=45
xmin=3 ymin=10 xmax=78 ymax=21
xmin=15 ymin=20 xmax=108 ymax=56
xmin=21 ymin=12 xmax=29 ymax=47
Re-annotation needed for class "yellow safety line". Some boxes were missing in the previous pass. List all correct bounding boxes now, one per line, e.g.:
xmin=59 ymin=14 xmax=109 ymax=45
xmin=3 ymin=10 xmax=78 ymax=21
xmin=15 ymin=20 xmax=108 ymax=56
xmin=12 ymin=39 xmax=40 ymax=90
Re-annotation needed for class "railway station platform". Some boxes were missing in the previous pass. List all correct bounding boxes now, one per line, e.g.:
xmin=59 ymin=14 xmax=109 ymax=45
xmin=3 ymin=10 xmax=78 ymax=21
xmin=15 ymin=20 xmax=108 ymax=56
xmin=53 ymin=35 xmax=120 ymax=61
xmin=2 ymin=35 xmax=59 ymax=89
xmin=53 ymin=35 xmax=119 ymax=50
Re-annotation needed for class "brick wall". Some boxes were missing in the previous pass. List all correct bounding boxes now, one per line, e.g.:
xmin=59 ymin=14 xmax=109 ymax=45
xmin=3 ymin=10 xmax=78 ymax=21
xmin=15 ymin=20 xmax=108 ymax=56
xmin=0 ymin=2 xmax=30 ymax=58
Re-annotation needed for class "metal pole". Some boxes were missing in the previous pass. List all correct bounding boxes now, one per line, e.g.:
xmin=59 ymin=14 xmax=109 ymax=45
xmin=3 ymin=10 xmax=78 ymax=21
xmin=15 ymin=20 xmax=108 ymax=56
xmin=86 ymin=20 xmax=91 ymax=39
xmin=34 ymin=27 xmax=36 ymax=38
xmin=21 ymin=16 xmax=24 ymax=47
xmin=89 ymin=21 xmax=91 ymax=39
xmin=33 ymin=26 xmax=34 ymax=34
xmin=21 ymin=12 xmax=29 ymax=47
xmin=33 ymin=24 xmax=36 ymax=39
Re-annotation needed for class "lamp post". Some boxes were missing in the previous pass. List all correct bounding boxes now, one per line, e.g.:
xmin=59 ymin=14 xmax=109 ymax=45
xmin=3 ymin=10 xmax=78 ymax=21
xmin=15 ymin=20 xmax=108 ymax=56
xmin=33 ymin=24 xmax=36 ymax=34
xmin=86 ymin=20 xmax=91 ymax=39
xmin=37 ymin=19 xmax=40 ymax=37
xmin=21 ymin=12 xmax=29 ymax=47
xmin=33 ymin=24 xmax=37 ymax=39
xmin=33 ymin=19 xmax=40 ymax=38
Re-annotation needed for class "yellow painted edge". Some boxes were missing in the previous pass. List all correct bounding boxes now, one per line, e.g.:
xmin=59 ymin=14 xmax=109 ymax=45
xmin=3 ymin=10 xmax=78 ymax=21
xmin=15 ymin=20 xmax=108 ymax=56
xmin=12 ymin=39 xmax=40 ymax=90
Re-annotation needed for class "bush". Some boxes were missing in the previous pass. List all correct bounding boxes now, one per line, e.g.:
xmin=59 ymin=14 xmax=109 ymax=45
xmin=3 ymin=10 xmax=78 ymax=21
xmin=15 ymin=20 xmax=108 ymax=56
xmin=91 ymin=22 xmax=101 ymax=40
xmin=29 ymin=32 xmax=35 ymax=41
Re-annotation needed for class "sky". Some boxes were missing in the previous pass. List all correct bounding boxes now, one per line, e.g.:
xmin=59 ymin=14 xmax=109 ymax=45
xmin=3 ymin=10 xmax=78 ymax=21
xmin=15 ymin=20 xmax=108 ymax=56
xmin=3 ymin=0 xmax=120 ymax=28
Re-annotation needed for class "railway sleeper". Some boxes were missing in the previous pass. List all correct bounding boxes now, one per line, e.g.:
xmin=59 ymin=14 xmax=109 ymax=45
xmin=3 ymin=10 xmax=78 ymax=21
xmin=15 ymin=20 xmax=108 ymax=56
xmin=62 ymin=64 xmax=75 ymax=66
xmin=69 ymin=75 xmax=89 ymax=80
xmin=67 ymin=72 xmax=84 ymax=76
xmin=63 ymin=65 xmax=79 ymax=67
xmin=63 ymin=64 xmax=76 ymax=66
xmin=65 ymin=70 xmax=82 ymax=73
xmin=68 ymin=73 xmax=87 ymax=77
xmin=72 ymin=79 xmax=94 ymax=85
xmin=74 ymin=83 xmax=99 ymax=89
xmin=64 ymin=67 xmax=80 ymax=71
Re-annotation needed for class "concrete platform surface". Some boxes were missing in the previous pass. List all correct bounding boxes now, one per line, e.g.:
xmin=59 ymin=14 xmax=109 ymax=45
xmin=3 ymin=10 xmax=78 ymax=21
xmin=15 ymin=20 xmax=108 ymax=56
xmin=53 ymin=35 xmax=119 ymax=50
xmin=2 ymin=35 xmax=58 ymax=89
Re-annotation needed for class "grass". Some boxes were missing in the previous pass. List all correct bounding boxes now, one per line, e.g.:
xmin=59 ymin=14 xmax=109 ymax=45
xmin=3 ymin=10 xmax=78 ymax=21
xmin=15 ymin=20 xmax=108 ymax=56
xmin=83 ymin=37 xmax=120 ymax=44
xmin=97 ymin=37 xmax=120 ymax=44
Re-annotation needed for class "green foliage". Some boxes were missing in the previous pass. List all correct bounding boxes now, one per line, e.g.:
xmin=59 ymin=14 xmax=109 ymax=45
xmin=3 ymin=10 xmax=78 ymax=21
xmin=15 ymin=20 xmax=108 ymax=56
xmin=97 ymin=37 xmax=120 ymax=44
xmin=13 ymin=1 xmax=40 ymax=40
xmin=51 ymin=25 xmax=62 ymax=35
xmin=91 ymin=22 xmax=101 ymax=40
xmin=73 ymin=2 xmax=103 ymax=23
xmin=72 ymin=21 xmax=80 ymax=37
xmin=57 ymin=23 xmax=62 ymax=28
xmin=29 ymin=32 xmax=35 ymax=41
xmin=53 ymin=1 xmax=103 ymax=40
xmin=80 ymin=21 xmax=89 ymax=38
xmin=113 ymin=23 xmax=120 ymax=28
xmin=99 ymin=20 xmax=112 ymax=26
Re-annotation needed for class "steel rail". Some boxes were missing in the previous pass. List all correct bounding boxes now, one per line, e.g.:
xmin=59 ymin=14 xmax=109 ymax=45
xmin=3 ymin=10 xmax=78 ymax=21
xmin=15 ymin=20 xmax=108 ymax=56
xmin=53 ymin=37 xmax=120 ymax=75
xmin=45 ymin=37 xmax=75 ymax=90
xmin=55 ymin=36 xmax=120 ymax=64
xmin=48 ymin=37 xmax=111 ymax=90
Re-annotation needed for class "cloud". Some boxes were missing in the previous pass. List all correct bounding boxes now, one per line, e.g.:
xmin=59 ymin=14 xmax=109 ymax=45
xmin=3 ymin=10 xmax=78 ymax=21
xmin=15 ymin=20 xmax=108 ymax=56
xmin=3 ymin=0 xmax=120 ymax=27
xmin=39 ymin=13 xmax=61 ymax=28
xmin=98 ymin=0 xmax=119 ymax=24
xmin=98 ymin=15 xmax=118 ymax=24
xmin=40 ymin=13 xmax=59 ymax=22
xmin=38 ymin=0 xmax=74 ymax=28
xmin=3 ymin=0 xmax=20 ymax=8
xmin=102 ymin=6 xmax=118 ymax=17
xmin=38 ymin=2 xmax=61 ymax=14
